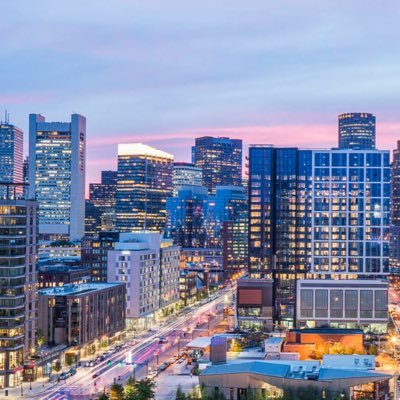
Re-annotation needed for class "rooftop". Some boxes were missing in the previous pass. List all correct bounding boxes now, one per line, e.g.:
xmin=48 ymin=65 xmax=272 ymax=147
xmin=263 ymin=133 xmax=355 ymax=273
xmin=38 ymin=283 xmax=123 ymax=297
xmin=118 ymin=143 xmax=173 ymax=159
xmin=289 ymin=328 xmax=364 ymax=335
xmin=201 ymin=360 xmax=392 ymax=382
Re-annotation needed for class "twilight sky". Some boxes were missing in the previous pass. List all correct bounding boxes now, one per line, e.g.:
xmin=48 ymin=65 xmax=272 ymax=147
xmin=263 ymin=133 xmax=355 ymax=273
xmin=1 ymin=0 xmax=400 ymax=190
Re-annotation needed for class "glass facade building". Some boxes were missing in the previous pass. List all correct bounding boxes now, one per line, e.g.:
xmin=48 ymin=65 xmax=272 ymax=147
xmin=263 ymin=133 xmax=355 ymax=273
xmin=28 ymin=114 xmax=86 ymax=241
xmin=338 ymin=113 xmax=376 ymax=150
xmin=172 ymin=162 xmax=202 ymax=196
xmin=390 ymin=141 xmax=400 ymax=270
xmin=0 ymin=196 xmax=37 ymax=388
xmin=248 ymin=145 xmax=390 ymax=327
xmin=0 ymin=123 xmax=23 ymax=199
xmin=85 ymin=170 xmax=118 ymax=236
xmin=193 ymin=136 xmax=242 ymax=194
xmin=115 ymin=144 xmax=173 ymax=233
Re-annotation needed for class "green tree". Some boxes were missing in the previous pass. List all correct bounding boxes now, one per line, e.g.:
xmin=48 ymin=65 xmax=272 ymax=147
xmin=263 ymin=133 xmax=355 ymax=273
xmin=97 ymin=394 xmax=110 ymax=400
xmin=110 ymin=383 xmax=125 ymax=400
xmin=53 ymin=361 xmax=62 ymax=372
xmin=132 ymin=378 xmax=156 ymax=400
xmin=36 ymin=330 xmax=46 ymax=348
xmin=124 ymin=376 xmax=137 ymax=400
xmin=176 ymin=385 xmax=187 ymax=400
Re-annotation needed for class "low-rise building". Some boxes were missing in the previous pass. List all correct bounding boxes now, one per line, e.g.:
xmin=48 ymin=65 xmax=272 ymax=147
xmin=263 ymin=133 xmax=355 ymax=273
xmin=38 ymin=265 xmax=91 ymax=288
xmin=199 ymin=358 xmax=397 ymax=400
xmin=179 ymin=270 xmax=198 ymax=305
xmin=38 ymin=283 xmax=126 ymax=351
xmin=283 ymin=328 xmax=364 ymax=360
xmin=236 ymin=277 xmax=274 ymax=331
xmin=297 ymin=279 xmax=388 ymax=332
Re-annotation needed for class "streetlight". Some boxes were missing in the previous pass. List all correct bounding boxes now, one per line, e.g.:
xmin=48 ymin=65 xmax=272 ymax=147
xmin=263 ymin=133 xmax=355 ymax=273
xmin=20 ymin=376 xmax=23 ymax=397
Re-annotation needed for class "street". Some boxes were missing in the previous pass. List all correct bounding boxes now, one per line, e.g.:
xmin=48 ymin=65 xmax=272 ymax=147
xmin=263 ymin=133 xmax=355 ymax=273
xmin=12 ymin=286 xmax=234 ymax=400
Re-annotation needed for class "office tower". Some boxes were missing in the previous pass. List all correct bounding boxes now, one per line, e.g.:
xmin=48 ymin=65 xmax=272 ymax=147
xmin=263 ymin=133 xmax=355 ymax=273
xmin=115 ymin=143 xmax=173 ymax=232
xmin=216 ymin=187 xmax=248 ymax=276
xmin=23 ymin=157 xmax=29 ymax=199
xmin=172 ymin=162 xmax=202 ymax=196
xmin=82 ymin=232 xmax=120 ymax=282
xmin=0 ymin=120 xmax=23 ymax=198
xmin=166 ymin=186 xmax=209 ymax=247
xmin=0 ymin=186 xmax=37 ymax=388
xmin=107 ymin=232 xmax=180 ymax=329
xmin=390 ymin=141 xmax=400 ymax=270
xmin=338 ymin=113 xmax=376 ymax=150
xmin=85 ymin=170 xmax=118 ymax=236
xmin=247 ymin=146 xmax=390 ymax=328
xmin=193 ymin=136 xmax=242 ymax=194
xmin=28 ymin=113 xmax=86 ymax=241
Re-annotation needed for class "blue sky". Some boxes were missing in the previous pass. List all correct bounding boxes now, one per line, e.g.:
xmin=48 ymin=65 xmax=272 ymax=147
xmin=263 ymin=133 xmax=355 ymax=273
xmin=1 ymin=0 xmax=400 ymax=188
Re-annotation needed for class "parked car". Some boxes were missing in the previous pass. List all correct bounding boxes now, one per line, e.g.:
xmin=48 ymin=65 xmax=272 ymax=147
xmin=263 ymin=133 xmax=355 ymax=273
xmin=92 ymin=372 xmax=101 ymax=379
xmin=59 ymin=372 xmax=70 ymax=380
xmin=68 ymin=368 xmax=77 ymax=376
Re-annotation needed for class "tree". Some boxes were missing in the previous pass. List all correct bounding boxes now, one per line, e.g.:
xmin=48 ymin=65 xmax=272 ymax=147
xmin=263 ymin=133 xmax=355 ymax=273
xmin=124 ymin=376 xmax=137 ymax=400
xmin=53 ymin=361 xmax=62 ymax=373
xmin=176 ymin=385 xmax=187 ymax=400
xmin=368 ymin=344 xmax=378 ymax=355
xmin=97 ymin=394 xmax=110 ymax=400
xmin=110 ymin=383 xmax=125 ymax=400
xmin=36 ymin=330 xmax=46 ymax=348
xmin=130 ymin=378 xmax=156 ymax=400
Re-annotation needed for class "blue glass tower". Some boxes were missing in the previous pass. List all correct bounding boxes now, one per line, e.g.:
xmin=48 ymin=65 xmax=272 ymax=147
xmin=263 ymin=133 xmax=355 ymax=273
xmin=248 ymin=145 xmax=390 ymax=327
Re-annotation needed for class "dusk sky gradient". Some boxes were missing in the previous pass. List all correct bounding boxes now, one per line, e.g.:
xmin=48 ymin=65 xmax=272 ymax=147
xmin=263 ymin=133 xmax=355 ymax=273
xmin=1 ymin=0 xmax=400 ymax=191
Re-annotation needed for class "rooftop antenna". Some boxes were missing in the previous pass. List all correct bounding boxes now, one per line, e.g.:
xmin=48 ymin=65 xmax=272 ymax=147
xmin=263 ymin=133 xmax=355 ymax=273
xmin=4 ymin=109 xmax=9 ymax=124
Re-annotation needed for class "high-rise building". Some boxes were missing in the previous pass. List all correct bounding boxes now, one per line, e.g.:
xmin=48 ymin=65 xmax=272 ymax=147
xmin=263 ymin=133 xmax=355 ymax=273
xmin=193 ymin=136 xmax=242 ymax=194
xmin=213 ymin=186 xmax=248 ymax=276
xmin=85 ymin=170 xmax=118 ymax=236
xmin=338 ymin=113 xmax=376 ymax=150
xmin=172 ymin=162 xmax=202 ymax=196
xmin=247 ymin=146 xmax=390 ymax=328
xmin=82 ymin=232 xmax=120 ymax=282
xmin=0 ymin=187 xmax=37 ymax=388
xmin=166 ymin=186 xmax=209 ymax=248
xmin=115 ymin=143 xmax=173 ymax=232
xmin=107 ymin=232 xmax=180 ymax=329
xmin=28 ymin=113 xmax=86 ymax=241
xmin=390 ymin=141 xmax=400 ymax=270
xmin=0 ymin=120 xmax=23 ymax=198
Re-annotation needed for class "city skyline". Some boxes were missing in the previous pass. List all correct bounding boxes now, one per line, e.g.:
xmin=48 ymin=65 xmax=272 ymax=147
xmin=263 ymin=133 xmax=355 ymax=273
xmin=1 ymin=1 xmax=400 ymax=188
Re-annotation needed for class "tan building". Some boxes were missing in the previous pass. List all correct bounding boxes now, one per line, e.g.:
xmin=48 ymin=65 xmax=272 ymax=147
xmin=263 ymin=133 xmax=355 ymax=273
xmin=38 ymin=283 xmax=125 ymax=348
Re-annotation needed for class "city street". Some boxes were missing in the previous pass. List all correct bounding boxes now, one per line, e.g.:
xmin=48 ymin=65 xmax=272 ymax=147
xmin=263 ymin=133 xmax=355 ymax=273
xmin=7 ymin=286 xmax=234 ymax=400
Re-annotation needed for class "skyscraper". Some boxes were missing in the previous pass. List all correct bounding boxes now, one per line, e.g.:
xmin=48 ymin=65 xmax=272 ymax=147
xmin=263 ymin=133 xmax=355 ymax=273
xmin=390 ymin=141 xmax=400 ymax=269
xmin=0 ymin=120 xmax=23 ymax=198
xmin=166 ymin=185 xmax=209 ymax=247
xmin=85 ymin=170 xmax=118 ymax=236
xmin=193 ymin=136 xmax=242 ymax=194
xmin=115 ymin=143 xmax=173 ymax=232
xmin=247 ymin=145 xmax=390 ymax=327
xmin=338 ymin=113 xmax=376 ymax=150
xmin=172 ymin=162 xmax=202 ymax=196
xmin=0 ymin=185 xmax=37 ymax=388
xmin=28 ymin=113 xmax=86 ymax=241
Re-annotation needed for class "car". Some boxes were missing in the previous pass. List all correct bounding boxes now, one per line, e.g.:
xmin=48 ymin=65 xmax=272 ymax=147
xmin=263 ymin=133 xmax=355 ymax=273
xmin=68 ymin=368 xmax=77 ymax=376
xmin=158 ymin=337 xmax=168 ymax=344
xmin=103 ymin=352 xmax=110 ymax=358
xmin=59 ymin=372 xmax=70 ymax=380
xmin=92 ymin=372 xmax=101 ymax=379
xmin=99 ymin=355 xmax=105 ymax=362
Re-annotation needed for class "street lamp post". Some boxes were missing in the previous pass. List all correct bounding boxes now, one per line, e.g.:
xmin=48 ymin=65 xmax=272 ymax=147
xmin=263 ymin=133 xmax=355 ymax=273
xmin=20 ymin=378 xmax=23 ymax=397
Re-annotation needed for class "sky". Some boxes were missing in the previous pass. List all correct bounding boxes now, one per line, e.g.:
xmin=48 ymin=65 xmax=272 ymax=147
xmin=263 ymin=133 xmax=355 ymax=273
xmin=1 ymin=0 xmax=400 ymax=190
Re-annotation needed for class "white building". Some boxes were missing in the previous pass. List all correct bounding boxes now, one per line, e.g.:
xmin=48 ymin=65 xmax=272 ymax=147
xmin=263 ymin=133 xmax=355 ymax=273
xmin=173 ymin=162 xmax=202 ymax=196
xmin=29 ymin=113 xmax=86 ymax=241
xmin=297 ymin=279 xmax=388 ymax=332
xmin=107 ymin=232 xmax=180 ymax=328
